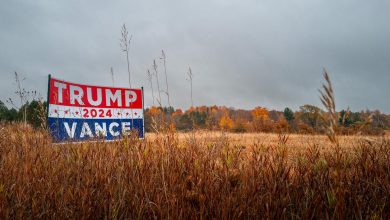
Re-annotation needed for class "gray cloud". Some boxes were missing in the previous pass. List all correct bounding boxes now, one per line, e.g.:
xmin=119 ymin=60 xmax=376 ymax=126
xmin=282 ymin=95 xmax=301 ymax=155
xmin=1 ymin=0 xmax=389 ymax=112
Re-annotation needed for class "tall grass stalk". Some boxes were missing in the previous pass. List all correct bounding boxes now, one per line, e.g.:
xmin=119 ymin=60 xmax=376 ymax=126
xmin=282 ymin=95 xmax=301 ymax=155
xmin=7 ymin=72 xmax=36 ymax=124
xmin=110 ymin=67 xmax=115 ymax=87
xmin=120 ymin=24 xmax=134 ymax=128
xmin=153 ymin=59 xmax=162 ymax=107
xmin=319 ymin=69 xmax=339 ymax=147
xmin=161 ymin=50 xmax=171 ymax=108
xmin=187 ymin=67 xmax=193 ymax=107
xmin=147 ymin=69 xmax=155 ymax=106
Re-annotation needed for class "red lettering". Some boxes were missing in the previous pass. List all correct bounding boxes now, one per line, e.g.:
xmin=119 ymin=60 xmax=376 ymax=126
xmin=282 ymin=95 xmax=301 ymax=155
xmin=49 ymin=78 xmax=142 ymax=109
xmin=90 ymin=109 xmax=97 ymax=118
xmin=83 ymin=109 xmax=89 ymax=118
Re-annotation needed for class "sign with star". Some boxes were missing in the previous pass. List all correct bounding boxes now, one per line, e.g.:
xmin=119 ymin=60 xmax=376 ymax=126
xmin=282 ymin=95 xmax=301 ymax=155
xmin=47 ymin=75 xmax=144 ymax=142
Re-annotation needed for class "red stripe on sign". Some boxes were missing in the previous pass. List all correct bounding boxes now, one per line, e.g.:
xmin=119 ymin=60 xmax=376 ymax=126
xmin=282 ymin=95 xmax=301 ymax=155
xmin=49 ymin=77 xmax=142 ymax=109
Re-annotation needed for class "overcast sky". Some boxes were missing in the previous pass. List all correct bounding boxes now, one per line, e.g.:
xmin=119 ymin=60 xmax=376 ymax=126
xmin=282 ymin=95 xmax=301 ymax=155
xmin=1 ymin=0 xmax=389 ymax=112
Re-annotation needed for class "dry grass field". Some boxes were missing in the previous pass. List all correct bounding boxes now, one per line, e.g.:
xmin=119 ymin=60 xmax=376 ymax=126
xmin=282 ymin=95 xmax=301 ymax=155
xmin=153 ymin=131 xmax=383 ymax=149
xmin=148 ymin=131 xmax=386 ymax=160
xmin=0 ymin=123 xmax=389 ymax=219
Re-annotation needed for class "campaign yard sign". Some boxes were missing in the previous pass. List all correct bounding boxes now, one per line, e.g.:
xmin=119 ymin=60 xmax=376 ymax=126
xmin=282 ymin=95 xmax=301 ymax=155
xmin=47 ymin=76 xmax=144 ymax=142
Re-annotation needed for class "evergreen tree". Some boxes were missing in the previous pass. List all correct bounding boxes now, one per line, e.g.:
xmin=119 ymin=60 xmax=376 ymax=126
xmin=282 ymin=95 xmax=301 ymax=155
xmin=0 ymin=101 xmax=18 ymax=122
xmin=283 ymin=107 xmax=295 ymax=123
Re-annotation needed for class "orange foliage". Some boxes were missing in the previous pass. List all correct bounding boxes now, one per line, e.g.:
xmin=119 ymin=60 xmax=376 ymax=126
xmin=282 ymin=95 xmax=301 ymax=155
xmin=172 ymin=109 xmax=183 ymax=117
xmin=251 ymin=107 xmax=269 ymax=120
xmin=210 ymin=105 xmax=219 ymax=113
xmin=276 ymin=119 xmax=289 ymax=131
xmin=197 ymin=106 xmax=207 ymax=113
xmin=187 ymin=106 xmax=196 ymax=113
xmin=169 ymin=122 xmax=176 ymax=132
xmin=219 ymin=113 xmax=233 ymax=130
xmin=149 ymin=107 xmax=161 ymax=116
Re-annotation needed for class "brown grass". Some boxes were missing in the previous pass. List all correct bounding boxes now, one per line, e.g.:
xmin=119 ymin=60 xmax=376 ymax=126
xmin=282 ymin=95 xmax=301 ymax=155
xmin=0 ymin=123 xmax=389 ymax=219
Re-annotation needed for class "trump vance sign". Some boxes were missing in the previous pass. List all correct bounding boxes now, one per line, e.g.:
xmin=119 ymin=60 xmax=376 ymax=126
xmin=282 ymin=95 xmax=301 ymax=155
xmin=47 ymin=76 xmax=144 ymax=142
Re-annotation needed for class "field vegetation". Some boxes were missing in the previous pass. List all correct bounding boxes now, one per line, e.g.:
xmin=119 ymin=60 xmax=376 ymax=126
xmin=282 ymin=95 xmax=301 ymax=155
xmin=0 ymin=124 xmax=389 ymax=219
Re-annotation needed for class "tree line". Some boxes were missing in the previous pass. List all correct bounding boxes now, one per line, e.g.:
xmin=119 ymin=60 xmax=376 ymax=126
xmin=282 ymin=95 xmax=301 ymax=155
xmin=0 ymin=100 xmax=46 ymax=128
xmin=145 ymin=105 xmax=390 ymax=135
xmin=1 ymin=100 xmax=389 ymax=135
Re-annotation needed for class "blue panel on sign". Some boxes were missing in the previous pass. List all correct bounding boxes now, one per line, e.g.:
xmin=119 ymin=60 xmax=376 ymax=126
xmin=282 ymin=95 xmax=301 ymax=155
xmin=48 ymin=118 xmax=144 ymax=142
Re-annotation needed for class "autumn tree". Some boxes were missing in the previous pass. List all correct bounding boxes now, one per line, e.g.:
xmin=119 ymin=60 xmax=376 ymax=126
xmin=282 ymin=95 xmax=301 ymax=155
xmin=251 ymin=107 xmax=269 ymax=119
xmin=251 ymin=107 xmax=272 ymax=132
xmin=371 ymin=110 xmax=389 ymax=130
xmin=219 ymin=113 xmax=233 ymax=130
xmin=298 ymin=105 xmax=323 ymax=131
xmin=230 ymin=109 xmax=251 ymax=132
xmin=205 ymin=106 xmax=222 ymax=130
xmin=144 ymin=106 xmax=170 ymax=132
